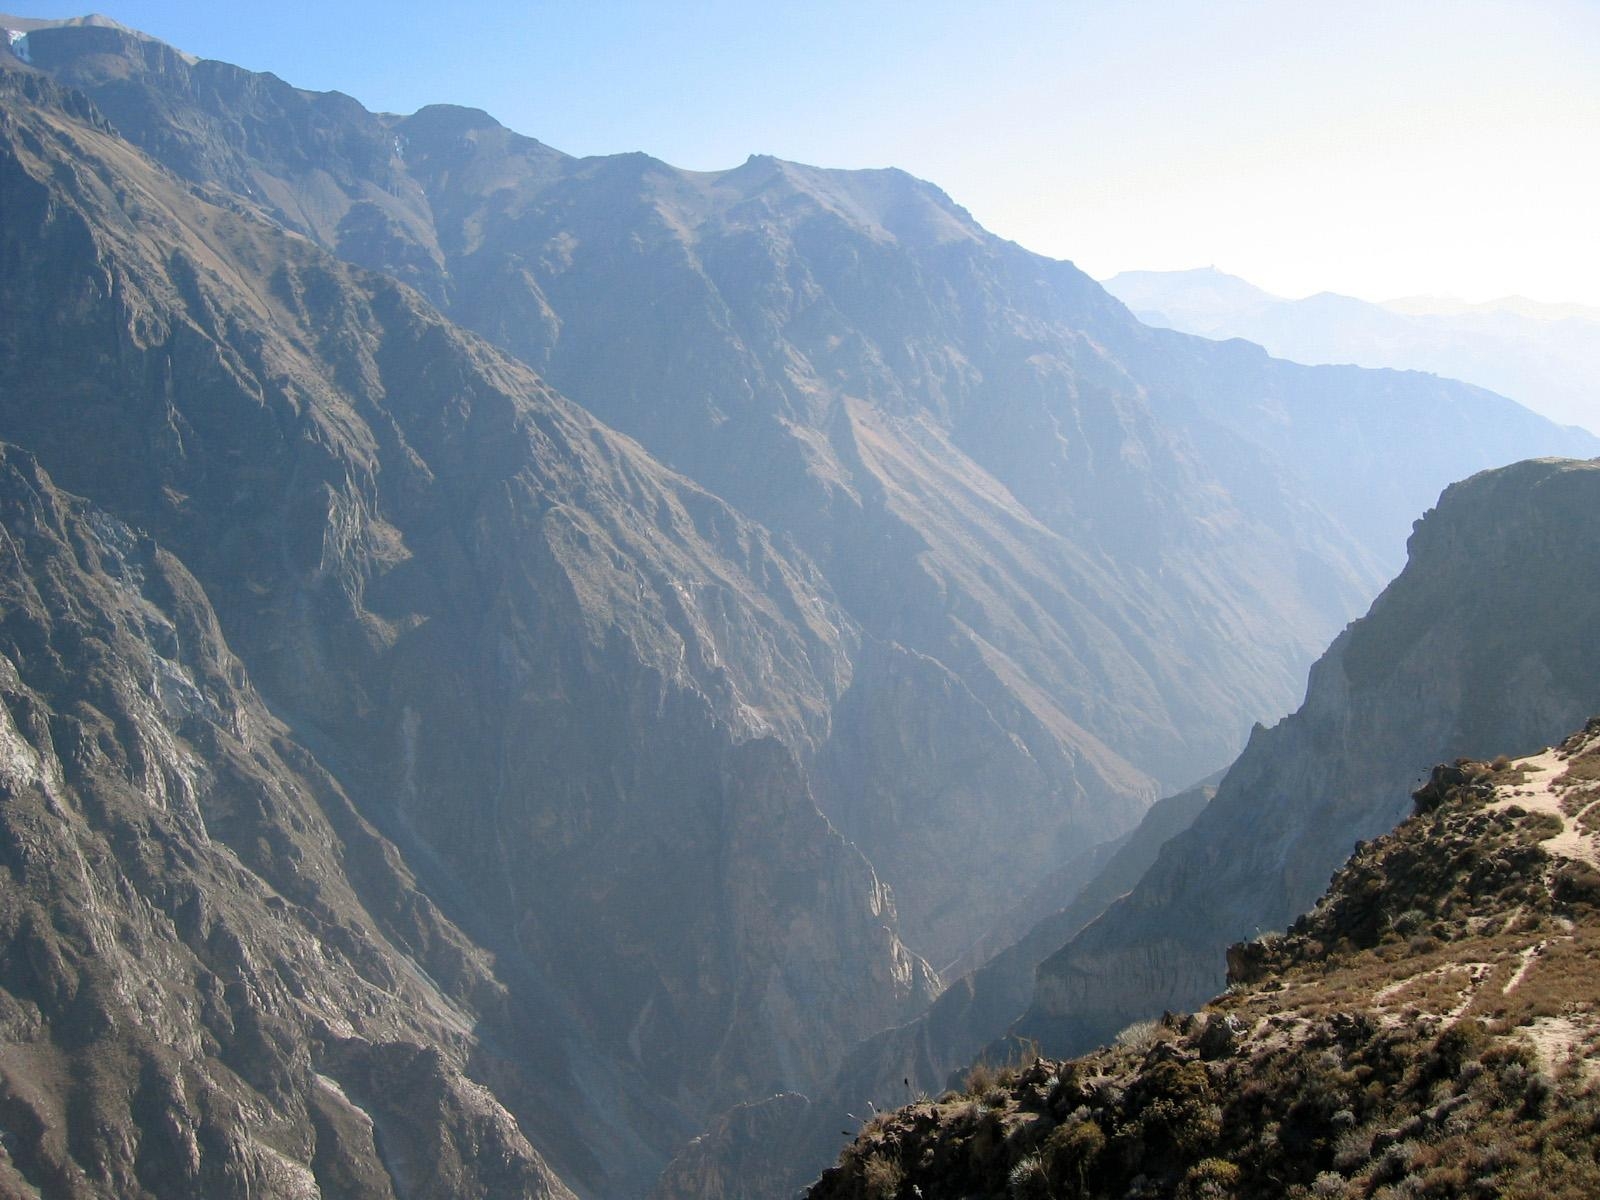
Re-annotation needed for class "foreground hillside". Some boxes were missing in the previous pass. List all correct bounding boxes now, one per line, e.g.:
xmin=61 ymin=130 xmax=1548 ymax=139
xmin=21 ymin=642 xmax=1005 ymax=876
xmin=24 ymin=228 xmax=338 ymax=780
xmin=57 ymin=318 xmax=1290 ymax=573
xmin=1021 ymin=456 xmax=1600 ymax=1060
xmin=811 ymin=721 xmax=1600 ymax=1199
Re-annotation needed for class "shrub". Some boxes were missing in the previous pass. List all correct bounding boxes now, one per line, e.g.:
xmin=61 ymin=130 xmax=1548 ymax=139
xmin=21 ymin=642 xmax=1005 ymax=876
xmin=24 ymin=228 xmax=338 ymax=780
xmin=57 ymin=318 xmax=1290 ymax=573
xmin=964 ymin=1060 xmax=998 ymax=1098
xmin=862 ymin=1153 xmax=904 ymax=1200
xmin=1179 ymin=1157 xmax=1241 ymax=1199
xmin=1115 ymin=1019 xmax=1161 ymax=1052
xmin=1044 ymin=1120 xmax=1105 ymax=1197
xmin=1008 ymin=1155 xmax=1049 ymax=1200
xmin=1389 ymin=909 xmax=1428 ymax=936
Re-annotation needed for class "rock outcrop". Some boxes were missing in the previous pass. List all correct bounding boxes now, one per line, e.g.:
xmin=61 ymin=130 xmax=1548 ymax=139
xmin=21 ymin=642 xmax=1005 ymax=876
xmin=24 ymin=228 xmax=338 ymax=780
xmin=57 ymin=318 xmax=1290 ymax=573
xmin=810 ymin=722 xmax=1600 ymax=1199
xmin=1021 ymin=456 xmax=1600 ymax=1058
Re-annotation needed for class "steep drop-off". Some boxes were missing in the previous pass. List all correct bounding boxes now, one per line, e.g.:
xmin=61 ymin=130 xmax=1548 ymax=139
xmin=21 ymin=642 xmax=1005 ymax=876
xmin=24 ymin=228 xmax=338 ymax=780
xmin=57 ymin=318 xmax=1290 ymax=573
xmin=0 ymin=68 xmax=936 ymax=1195
xmin=1022 ymin=456 xmax=1600 ymax=1058
xmin=810 ymin=721 xmax=1600 ymax=1199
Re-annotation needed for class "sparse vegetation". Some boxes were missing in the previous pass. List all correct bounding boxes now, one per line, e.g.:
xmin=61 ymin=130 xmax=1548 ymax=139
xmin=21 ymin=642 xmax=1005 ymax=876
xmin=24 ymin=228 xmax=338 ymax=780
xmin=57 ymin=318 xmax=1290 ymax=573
xmin=811 ymin=725 xmax=1600 ymax=1200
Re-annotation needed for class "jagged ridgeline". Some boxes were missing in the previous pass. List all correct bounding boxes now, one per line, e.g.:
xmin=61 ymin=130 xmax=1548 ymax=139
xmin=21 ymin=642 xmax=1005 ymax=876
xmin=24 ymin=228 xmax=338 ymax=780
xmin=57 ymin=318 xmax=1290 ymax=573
xmin=10 ymin=13 xmax=1599 ymax=972
xmin=0 ymin=14 xmax=1597 ymax=1200
xmin=811 ymin=721 xmax=1600 ymax=1199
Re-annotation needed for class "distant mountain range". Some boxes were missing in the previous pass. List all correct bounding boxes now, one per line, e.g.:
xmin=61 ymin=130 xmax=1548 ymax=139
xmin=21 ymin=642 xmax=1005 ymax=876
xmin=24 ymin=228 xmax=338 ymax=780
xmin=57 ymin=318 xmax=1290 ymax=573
xmin=1104 ymin=267 xmax=1600 ymax=434
xmin=2 ymin=14 xmax=1599 ymax=1199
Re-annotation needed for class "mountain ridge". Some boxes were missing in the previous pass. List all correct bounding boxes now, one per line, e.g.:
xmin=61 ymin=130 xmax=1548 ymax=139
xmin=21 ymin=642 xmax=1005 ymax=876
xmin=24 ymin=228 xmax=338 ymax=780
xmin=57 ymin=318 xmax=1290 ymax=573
xmin=1104 ymin=266 xmax=1600 ymax=434
xmin=0 ymin=67 xmax=939 ymax=1194
xmin=2 ymin=17 xmax=1600 ymax=1197
xmin=809 ymin=718 xmax=1600 ymax=1199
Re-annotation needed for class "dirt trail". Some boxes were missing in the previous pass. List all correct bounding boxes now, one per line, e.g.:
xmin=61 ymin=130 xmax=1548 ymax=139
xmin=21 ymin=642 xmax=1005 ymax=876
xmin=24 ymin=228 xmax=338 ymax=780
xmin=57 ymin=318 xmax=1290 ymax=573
xmin=1489 ymin=745 xmax=1600 ymax=868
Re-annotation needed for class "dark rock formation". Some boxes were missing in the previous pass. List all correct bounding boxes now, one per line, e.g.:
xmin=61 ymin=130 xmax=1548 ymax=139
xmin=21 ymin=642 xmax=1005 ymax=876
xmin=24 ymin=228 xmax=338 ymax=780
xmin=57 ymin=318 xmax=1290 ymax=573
xmin=1021 ymin=456 xmax=1600 ymax=1059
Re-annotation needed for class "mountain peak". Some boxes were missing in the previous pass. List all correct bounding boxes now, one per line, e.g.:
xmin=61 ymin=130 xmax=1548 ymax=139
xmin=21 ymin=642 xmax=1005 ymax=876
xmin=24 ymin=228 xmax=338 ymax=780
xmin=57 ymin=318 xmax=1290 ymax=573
xmin=0 ymin=10 xmax=198 ymax=63
xmin=404 ymin=101 xmax=504 ymax=133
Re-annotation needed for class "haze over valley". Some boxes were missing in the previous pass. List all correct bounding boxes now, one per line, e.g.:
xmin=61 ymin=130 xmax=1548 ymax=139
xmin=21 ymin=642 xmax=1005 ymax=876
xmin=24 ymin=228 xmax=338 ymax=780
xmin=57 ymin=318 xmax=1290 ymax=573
xmin=0 ymin=7 xmax=1597 ymax=1198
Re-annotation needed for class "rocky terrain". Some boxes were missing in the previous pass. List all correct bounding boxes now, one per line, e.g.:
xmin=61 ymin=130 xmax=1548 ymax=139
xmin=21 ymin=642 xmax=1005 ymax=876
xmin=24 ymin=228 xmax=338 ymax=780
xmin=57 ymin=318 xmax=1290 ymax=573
xmin=0 ymin=444 xmax=576 ymax=1199
xmin=1 ymin=14 xmax=1598 ymax=1198
xmin=810 ymin=720 xmax=1600 ymax=1198
xmin=0 ymin=63 xmax=933 ymax=1196
xmin=1020 ymin=456 xmax=1600 ymax=1059
xmin=665 ymin=454 xmax=1600 ymax=1198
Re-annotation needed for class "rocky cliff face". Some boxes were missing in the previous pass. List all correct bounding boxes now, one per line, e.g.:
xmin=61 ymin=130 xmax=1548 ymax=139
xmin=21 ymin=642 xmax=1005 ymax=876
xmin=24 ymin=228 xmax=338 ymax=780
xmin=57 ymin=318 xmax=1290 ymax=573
xmin=1022 ymin=456 xmax=1600 ymax=1058
xmin=21 ymin=14 xmax=1596 ymax=975
xmin=0 ymin=443 xmax=575 ymax=1199
xmin=0 ymin=68 xmax=935 ymax=1195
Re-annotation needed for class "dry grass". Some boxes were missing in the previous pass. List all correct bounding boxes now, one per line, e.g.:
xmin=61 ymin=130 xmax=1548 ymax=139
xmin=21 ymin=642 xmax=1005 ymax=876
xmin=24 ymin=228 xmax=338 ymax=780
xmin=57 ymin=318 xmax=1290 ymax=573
xmin=812 ymin=724 xmax=1600 ymax=1200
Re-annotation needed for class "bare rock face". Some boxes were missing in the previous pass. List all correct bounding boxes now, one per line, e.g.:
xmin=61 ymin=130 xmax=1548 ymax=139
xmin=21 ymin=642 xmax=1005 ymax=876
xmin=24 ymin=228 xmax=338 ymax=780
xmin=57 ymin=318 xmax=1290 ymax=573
xmin=15 ymin=8 xmax=1595 ymax=986
xmin=0 ymin=71 xmax=933 ymax=1194
xmin=0 ymin=443 xmax=574 ymax=1199
xmin=1022 ymin=457 xmax=1600 ymax=1058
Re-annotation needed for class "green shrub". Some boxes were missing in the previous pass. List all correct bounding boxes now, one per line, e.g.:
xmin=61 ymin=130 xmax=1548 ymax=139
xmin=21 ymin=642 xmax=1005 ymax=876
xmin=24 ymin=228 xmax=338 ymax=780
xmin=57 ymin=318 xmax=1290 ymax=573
xmin=1044 ymin=1119 xmax=1104 ymax=1198
xmin=1179 ymin=1157 xmax=1241 ymax=1199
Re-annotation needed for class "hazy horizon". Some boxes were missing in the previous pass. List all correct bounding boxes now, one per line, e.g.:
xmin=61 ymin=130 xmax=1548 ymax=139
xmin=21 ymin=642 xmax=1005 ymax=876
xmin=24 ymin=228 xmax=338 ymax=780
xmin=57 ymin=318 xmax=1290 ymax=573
xmin=8 ymin=1 xmax=1598 ymax=308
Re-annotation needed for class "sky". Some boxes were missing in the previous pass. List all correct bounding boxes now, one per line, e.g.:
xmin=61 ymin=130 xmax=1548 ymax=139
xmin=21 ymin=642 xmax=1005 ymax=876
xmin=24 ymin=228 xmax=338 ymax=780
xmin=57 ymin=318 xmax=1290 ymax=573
xmin=10 ymin=0 xmax=1600 ymax=307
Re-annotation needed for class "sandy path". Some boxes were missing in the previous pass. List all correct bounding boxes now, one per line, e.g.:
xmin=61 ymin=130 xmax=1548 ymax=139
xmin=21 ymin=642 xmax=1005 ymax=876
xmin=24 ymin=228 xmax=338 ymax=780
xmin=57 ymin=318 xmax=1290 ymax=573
xmin=1489 ymin=746 xmax=1600 ymax=868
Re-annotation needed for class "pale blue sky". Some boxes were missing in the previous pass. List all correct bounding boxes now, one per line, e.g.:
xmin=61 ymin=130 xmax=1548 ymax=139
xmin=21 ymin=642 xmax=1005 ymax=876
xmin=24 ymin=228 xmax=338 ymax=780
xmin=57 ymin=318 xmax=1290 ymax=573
xmin=11 ymin=1 xmax=1600 ymax=305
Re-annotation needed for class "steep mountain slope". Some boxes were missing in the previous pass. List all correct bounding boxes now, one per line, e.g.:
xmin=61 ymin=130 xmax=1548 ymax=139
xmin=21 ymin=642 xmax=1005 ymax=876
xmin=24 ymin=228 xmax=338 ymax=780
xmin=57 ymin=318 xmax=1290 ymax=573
xmin=652 ymin=780 xmax=1213 ymax=1200
xmin=0 ymin=68 xmax=938 ymax=1194
xmin=6 ymin=18 xmax=1600 ymax=1196
xmin=18 ymin=15 xmax=1594 ymax=969
xmin=1106 ymin=266 xmax=1600 ymax=434
xmin=810 ymin=722 xmax=1600 ymax=1199
xmin=1021 ymin=456 xmax=1600 ymax=1059
xmin=14 ymin=16 xmax=1588 ymax=968
xmin=0 ymin=443 xmax=576 ymax=1200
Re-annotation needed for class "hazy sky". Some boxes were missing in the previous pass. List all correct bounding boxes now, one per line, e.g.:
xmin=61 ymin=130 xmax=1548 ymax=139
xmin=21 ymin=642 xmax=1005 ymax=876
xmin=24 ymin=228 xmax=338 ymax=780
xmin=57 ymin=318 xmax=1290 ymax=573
xmin=13 ymin=1 xmax=1600 ymax=306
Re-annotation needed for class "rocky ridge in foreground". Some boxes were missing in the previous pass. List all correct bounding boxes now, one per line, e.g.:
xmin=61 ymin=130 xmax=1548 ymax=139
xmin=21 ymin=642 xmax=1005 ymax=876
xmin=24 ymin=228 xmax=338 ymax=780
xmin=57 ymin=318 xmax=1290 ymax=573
xmin=809 ymin=720 xmax=1600 ymax=1199
xmin=1020 ymin=456 xmax=1600 ymax=1060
